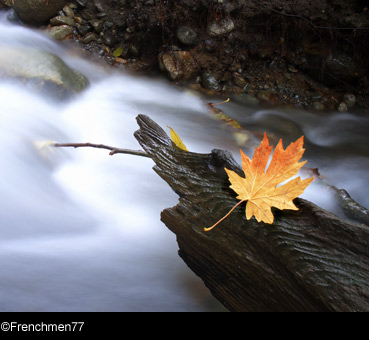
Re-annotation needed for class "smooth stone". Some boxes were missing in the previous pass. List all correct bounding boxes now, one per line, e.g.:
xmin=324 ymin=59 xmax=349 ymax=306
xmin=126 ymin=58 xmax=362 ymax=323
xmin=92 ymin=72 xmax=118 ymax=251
xmin=160 ymin=51 xmax=200 ymax=81
xmin=338 ymin=102 xmax=348 ymax=112
xmin=62 ymin=5 xmax=75 ymax=18
xmin=0 ymin=47 xmax=88 ymax=96
xmin=82 ymin=32 xmax=98 ymax=43
xmin=201 ymin=72 xmax=220 ymax=91
xmin=343 ymin=93 xmax=356 ymax=108
xmin=13 ymin=0 xmax=68 ymax=25
xmin=89 ymin=19 xmax=104 ymax=33
xmin=176 ymin=26 xmax=198 ymax=45
xmin=50 ymin=15 xmax=75 ymax=27
xmin=208 ymin=18 xmax=235 ymax=36
xmin=48 ymin=25 xmax=73 ymax=40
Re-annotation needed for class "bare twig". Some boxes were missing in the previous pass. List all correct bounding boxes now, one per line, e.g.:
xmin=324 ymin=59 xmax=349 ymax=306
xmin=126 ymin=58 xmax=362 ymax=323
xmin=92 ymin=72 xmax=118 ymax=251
xmin=52 ymin=142 xmax=151 ymax=158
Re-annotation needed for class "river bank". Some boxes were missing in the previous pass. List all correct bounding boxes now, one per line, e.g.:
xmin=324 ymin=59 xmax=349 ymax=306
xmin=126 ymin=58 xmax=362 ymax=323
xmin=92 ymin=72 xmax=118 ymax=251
xmin=3 ymin=0 xmax=369 ymax=112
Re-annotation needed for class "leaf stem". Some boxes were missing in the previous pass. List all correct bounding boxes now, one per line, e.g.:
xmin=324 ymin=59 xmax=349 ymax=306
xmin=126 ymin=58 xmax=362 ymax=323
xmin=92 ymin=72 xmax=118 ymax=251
xmin=204 ymin=199 xmax=246 ymax=232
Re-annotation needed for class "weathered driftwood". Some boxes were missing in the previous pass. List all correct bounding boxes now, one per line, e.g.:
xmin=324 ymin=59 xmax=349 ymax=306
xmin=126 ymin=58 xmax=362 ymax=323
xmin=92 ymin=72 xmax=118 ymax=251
xmin=134 ymin=114 xmax=369 ymax=312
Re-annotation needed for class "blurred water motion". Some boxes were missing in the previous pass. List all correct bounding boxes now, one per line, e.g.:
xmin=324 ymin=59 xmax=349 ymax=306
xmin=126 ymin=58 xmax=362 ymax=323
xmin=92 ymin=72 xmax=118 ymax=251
xmin=0 ymin=11 xmax=368 ymax=312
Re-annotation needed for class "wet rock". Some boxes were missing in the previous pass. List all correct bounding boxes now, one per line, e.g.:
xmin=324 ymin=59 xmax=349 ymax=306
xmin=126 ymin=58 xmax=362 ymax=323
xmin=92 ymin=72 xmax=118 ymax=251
xmin=89 ymin=19 xmax=104 ymax=33
xmin=208 ymin=18 xmax=235 ymax=36
xmin=62 ymin=5 xmax=75 ymax=18
xmin=82 ymin=32 xmax=98 ymax=43
xmin=201 ymin=72 xmax=220 ymax=91
xmin=13 ymin=0 xmax=68 ymax=25
xmin=76 ymin=23 xmax=90 ymax=35
xmin=176 ymin=26 xmax=198 ymax=45
xmin=343 ymin=93 xmax=356 ymax=108
xmin=160 ymin=51 xmax=200 ymax=81
xmin=0 ymin=47 xmax=88 ymax=97
xmin=48 ymin=25 xmax=73 ymax=40
xmin=50 ymin=15 xmax=75 ymax=27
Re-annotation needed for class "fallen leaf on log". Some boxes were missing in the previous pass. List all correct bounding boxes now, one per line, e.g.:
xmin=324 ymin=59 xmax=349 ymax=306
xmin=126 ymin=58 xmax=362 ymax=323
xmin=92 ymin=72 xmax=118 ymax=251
xmin=167 ymin=126 xmax=188 ymax=151
xmin=205 ymin=133 xmax=313 ymax=230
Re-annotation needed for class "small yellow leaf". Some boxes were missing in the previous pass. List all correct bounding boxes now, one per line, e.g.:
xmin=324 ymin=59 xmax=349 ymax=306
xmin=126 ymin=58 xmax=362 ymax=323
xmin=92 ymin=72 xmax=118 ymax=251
xmin=113 ymin=47 xmax=124 ymax=58
xmin=167 ymin=126 xmax=188 ymax=151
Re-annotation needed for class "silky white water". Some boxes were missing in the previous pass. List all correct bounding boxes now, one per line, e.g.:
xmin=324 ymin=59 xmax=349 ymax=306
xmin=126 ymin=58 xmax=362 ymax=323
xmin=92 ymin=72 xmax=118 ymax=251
xmin=0 ymin=12 xmax=368 ymax=312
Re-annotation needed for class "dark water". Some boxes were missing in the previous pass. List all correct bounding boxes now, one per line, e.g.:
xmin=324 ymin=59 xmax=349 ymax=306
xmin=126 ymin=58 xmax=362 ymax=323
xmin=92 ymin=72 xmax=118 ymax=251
xmin=0 ymin=12 xmax=368 ymax=312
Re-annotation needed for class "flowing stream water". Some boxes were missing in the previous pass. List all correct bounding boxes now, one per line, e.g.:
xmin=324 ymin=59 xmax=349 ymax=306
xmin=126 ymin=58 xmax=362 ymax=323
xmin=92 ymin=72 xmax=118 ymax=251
xmin=0 ymin=12 xmax=368 ymax=312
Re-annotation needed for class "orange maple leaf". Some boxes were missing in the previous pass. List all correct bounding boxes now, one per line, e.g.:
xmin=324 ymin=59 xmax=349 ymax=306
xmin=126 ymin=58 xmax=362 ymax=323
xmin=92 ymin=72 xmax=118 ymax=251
xmin=204 ymin=133 xmax=314 ymax=231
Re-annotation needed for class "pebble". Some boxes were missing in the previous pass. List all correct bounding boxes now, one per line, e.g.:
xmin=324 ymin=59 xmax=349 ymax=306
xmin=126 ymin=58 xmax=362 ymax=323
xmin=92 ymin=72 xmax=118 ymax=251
xmin=83 ymin=32 xmax=98 ymax=43
xmin=288 ymin=65 xmax=299 ymax=73
xmin=48 ymin=25 xmax=73 ymax=40
xmin=201 ymin=72 xmax=220 ymax=91
xmin=63 ymin=5 xmax=75 ymax=18
xmin=89 ymin=19 xmax=104 ymax=33
xmin=50 ymin=15 xmax=75 ymax=27
xmin=77 ymin=24 xmax=91 ymax=35
xmin=208 ymin=18 xmax=235 ymax=36
xmin=176 ymin=26 xmax=198 ymax=45
xmin=338 ymin=102 xmax=348 ymax=112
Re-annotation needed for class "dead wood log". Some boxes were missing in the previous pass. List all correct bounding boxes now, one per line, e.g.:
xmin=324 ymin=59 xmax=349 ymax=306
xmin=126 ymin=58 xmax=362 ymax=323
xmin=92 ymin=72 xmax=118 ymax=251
xmin=134 ymin=114 xmax=369 ymax=312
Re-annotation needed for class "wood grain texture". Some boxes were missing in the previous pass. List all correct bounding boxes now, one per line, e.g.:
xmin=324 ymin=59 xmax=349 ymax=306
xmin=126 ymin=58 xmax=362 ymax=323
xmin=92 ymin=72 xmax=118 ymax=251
xmin=134 ymin=114 xmax=369 ymax=312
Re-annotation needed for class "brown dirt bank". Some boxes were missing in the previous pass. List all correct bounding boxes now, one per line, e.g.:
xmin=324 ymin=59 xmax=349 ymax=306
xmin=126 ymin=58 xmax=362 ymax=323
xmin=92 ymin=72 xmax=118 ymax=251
xmin=6 ymin=0 xmax=369 ymax=111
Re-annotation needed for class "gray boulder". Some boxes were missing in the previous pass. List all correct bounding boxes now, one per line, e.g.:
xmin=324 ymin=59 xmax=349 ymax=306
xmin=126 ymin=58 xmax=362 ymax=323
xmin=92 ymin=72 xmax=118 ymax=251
xmin=13 ymin=0 xmax=68 ymax=25
xmin=0 ymin=47 xmax=89 ymax=97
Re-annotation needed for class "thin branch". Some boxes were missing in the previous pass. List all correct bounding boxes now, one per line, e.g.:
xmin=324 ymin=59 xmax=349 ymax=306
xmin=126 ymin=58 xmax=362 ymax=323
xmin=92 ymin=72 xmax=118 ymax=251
xmin=52 ymin=142 xmax=151 ymax=158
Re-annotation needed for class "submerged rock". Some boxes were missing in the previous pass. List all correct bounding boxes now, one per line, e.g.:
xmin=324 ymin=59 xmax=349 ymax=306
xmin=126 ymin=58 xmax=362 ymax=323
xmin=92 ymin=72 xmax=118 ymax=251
xmin=13 ymin=0 xmax=68 ymax=25
xmin=0 ymin=47 xmax=89 ymax=98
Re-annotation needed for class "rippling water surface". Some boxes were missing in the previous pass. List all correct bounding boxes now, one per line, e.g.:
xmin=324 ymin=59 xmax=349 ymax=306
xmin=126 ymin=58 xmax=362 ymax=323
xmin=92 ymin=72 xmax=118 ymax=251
xmin=0 ymin=12 xmax=368 ymax=312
